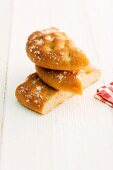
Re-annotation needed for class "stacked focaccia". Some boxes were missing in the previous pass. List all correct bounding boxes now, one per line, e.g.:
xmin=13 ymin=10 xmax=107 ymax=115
xmin=15 ymin=28 xmax=100 ymax=114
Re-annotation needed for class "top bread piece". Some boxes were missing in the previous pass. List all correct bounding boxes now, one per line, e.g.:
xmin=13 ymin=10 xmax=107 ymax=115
xmin=26 ymin=27 xmax=89 ymax=70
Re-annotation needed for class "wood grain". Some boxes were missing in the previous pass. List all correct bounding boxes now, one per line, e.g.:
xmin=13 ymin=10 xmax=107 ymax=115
xmin=0 ymin=0 xmax=13 ymax=138
xmin=0 ymin=0 xmax=113 ymax=170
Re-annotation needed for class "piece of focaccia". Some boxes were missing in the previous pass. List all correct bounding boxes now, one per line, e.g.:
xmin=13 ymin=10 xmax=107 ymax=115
xmin=36 ymin=65 xmax=101 ymax=94
xmin=26 ymin=27 xmax=89 ymax=71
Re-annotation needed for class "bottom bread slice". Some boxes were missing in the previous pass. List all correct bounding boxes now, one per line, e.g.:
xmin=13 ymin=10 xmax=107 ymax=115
xmin=15 ymin=73 xmax=72 ymax=114
xmin=15 ymin=69 xmax=100 ymax=114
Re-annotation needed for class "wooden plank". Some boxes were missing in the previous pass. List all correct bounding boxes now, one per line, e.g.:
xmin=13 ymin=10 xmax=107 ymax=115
xmin=82 ymin=0 xmax=113 ymax=79
xmin=1 ymin=0 xmax=113 ymax=170
xmin=0 ymin=0 xmax=13 ymax=138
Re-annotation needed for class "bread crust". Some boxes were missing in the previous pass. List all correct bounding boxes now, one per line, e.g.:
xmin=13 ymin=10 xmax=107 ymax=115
xmin=15 ymin=73 xmax=58 ymax=114
xmin=26 ymin=27 xmax=89 ymax=70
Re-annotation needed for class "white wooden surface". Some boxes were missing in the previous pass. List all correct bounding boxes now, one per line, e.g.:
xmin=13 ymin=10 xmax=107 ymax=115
xmin=0 ymin=0 xmax=113 ymax=169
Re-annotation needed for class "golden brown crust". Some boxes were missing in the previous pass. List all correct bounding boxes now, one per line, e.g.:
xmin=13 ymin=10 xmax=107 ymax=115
xmin=35 ymin=66 xmax=83 ymax=94
xmin=15 ymin=73 xmax=59 ymax=114
xmin=26 ymin=27 xmax=89 ymax=70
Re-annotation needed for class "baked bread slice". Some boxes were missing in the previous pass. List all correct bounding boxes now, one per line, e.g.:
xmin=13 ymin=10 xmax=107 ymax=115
xmin=26 ymin=27 xmax=89 ymax=71
xmin=15 ymin=69 xmax=100 ymax=114
xmin=15 ymin=73 xmax=72 ymax=114
xmin=36 ymin=65 xmax=101 ymax=94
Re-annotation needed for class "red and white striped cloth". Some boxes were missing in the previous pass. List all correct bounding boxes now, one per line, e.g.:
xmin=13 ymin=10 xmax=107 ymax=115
xmin=95 ymin=82 xmax=113 ymax=108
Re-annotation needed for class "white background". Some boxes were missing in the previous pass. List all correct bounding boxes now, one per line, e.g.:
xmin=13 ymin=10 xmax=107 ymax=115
xmin=0 ymin=0 xmax=113 ymax=170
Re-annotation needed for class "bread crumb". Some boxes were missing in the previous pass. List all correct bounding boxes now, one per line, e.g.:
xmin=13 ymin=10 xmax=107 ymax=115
xmin=34 ymin=51 xmax=40 ymax=55
xmin=35 ymin=39 xmax=44 ymax=45
xmin=45 ymin=35 xmax=54 ymax=41
xmin=29 ymin=46 xmax=35 ymax=52
xmin=36 ymin=86 xmax=42 ymax=91
xmin=18 ymin=87 xmax=29 ymax=94
xmin=26 ymin=99 xmax=30 ymax=103
xmin=34 ymin=99 xmax=38 ymax=104
xmin=56 ymin=74 xmax=64 ymax=82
